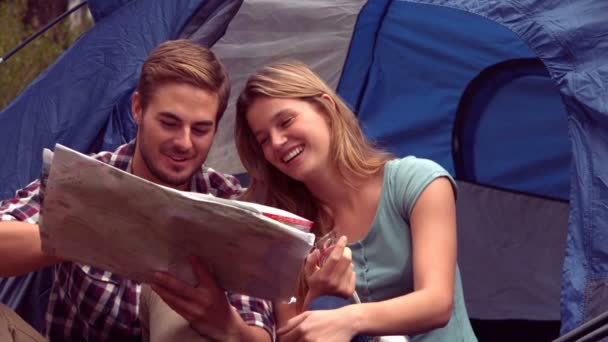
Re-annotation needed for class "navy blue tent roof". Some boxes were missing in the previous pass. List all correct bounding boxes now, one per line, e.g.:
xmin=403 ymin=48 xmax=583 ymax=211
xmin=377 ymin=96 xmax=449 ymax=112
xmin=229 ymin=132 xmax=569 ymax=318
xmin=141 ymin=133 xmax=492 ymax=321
xmin=339 ymin=1 xmax=570 ymax=200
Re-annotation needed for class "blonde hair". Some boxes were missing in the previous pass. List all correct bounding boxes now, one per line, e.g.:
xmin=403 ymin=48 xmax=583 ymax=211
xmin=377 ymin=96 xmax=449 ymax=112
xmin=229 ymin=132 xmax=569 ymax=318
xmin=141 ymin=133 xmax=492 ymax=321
xmin=137 ymin=39 xmax=230 ymax=126
xmin=235 ymin=62 xmax=393 ymax=309
xmin=236 ymin=61 xmax=392 ymax=235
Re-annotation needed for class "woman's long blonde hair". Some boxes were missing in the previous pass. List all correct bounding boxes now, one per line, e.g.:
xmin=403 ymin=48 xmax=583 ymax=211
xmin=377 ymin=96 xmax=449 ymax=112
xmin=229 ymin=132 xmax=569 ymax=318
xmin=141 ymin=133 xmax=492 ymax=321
xmin=235 ymin=61 xmax=392 ymax=308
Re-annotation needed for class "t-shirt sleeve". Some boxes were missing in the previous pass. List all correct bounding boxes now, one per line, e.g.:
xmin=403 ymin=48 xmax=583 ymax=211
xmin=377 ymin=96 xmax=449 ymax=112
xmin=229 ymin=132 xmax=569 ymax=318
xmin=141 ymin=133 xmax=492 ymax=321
xmin=389 ymin=157 xmax=457 ymax=220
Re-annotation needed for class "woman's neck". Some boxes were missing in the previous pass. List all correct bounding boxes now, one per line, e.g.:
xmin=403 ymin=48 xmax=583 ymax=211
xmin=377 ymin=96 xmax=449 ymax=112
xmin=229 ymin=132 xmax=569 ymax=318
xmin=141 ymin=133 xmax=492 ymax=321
xmin=305 ymin=167 xmax=382 ymax=214
xmin=305 ymin=167 xmax=384 ymax=240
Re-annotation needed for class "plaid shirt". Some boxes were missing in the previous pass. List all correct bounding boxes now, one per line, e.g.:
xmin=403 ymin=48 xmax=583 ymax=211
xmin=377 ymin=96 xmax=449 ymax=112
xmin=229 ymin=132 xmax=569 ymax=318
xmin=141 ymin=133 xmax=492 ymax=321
xmin=0 ymin=141 xmax=275 ymax=341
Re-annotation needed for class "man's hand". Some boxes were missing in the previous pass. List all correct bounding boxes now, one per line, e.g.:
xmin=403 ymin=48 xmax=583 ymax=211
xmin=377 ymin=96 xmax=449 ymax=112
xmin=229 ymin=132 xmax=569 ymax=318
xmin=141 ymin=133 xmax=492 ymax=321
xmin=150 ymin=256 xmax=245 ymax=341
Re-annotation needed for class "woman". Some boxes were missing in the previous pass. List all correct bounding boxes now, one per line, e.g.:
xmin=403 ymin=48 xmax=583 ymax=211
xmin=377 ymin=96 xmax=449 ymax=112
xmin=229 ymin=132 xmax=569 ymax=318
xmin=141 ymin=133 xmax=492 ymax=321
xmin=234 ymin=61 xmax=477 ymax=341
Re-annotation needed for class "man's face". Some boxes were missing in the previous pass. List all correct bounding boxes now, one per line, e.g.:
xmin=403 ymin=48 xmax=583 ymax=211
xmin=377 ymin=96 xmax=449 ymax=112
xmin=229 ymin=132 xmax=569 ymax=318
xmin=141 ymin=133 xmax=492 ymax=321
xmin=131 ymin=82 xmax=219 ymax=190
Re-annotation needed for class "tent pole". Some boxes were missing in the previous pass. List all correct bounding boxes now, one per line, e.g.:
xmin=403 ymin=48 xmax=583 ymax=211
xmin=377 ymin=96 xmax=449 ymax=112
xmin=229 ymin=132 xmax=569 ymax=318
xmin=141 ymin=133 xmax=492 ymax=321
xmin=0 ymin=1 xmax=88 ymax=65
xmin=554 ymin=309 xmax=608 ymax=342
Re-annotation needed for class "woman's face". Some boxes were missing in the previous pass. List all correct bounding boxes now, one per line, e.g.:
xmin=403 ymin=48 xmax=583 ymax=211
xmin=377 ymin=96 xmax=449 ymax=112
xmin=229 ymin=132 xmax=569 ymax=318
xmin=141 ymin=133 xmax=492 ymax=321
xmin=245 ymin=96 xmax=332 ymax=183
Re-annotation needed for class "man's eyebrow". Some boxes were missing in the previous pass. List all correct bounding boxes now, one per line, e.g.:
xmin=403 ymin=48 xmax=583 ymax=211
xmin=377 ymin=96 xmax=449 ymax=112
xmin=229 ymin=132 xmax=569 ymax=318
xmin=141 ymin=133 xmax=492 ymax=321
xmin=159 ymin=112 xmax=181 ymax=121
xmin=159 ymin=112 xmax=214 ymax=126
xmin=193 ymin=120 xmax=214 ymax=127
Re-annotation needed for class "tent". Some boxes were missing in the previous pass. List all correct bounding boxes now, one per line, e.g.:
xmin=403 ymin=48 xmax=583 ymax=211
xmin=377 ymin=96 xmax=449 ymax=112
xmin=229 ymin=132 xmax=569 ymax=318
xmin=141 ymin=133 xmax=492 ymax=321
xmin=1 ymin=0 xmax=607 ymax=339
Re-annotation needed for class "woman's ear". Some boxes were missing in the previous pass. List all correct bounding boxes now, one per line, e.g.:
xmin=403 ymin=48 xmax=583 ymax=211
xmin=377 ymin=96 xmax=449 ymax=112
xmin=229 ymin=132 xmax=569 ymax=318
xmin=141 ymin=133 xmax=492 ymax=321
xmin=320 ymin=93 xmax=336 ymax=110
xmin=131 ymin=92 xmax=142 ymax=125
xmin=319 ymin=93 xmax=336 ymax=125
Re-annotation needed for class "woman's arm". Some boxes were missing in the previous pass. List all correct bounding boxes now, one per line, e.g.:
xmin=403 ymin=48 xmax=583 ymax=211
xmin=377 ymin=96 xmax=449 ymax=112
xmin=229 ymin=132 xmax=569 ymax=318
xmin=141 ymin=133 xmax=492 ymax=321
xmin=349 ymin=177 xmax=457 ymax=335
xmin=279 ymin=177 xmax=457 ymax=340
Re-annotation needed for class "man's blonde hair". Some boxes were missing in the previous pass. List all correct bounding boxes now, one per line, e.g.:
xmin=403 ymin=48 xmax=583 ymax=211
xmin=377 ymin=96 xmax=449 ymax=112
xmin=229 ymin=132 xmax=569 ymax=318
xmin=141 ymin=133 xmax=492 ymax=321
xmin=137 ymin=39 xmax=230 ymax=125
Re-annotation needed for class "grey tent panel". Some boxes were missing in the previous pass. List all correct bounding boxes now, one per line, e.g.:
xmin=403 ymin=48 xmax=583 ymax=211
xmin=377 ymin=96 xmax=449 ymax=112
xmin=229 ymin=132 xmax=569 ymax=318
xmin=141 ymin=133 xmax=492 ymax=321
xmin=206 ymin=0 xmax=366 ymax=175
xmin=456 ymin=181 xmax=568 ymax=320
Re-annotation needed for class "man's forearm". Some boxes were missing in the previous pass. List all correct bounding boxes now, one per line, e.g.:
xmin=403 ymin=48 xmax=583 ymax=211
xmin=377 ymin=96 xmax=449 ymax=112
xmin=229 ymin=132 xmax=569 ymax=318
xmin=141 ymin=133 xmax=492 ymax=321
xmin=0 ymin=221 xmax=61 ymax=276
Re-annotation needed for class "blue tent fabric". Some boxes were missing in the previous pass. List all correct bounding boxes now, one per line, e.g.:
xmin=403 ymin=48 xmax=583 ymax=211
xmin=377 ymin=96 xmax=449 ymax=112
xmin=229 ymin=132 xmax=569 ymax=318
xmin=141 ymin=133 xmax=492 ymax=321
xmin=437 ymin=0 xmax=608 ymax=334
xmin=339 ymin=1 xmax=570 ymax=197
xmin=338 ymin=0 xmax=608 ymax=334
xmin=87 ymin=0 xmax=133 ymax=22
xmin=0 ymin=0 xmax=214 ymax=200
xmin=454 ymin=58 xmax=570 ymax=200
xmin=337 ymin=0 xmax=392 ymax=111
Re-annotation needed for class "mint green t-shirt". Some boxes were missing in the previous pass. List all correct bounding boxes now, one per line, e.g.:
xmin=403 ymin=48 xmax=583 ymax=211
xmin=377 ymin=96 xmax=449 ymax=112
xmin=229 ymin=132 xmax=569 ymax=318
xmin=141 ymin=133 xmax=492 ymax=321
xmin=348 ymin=157 xmax=477 ymax=341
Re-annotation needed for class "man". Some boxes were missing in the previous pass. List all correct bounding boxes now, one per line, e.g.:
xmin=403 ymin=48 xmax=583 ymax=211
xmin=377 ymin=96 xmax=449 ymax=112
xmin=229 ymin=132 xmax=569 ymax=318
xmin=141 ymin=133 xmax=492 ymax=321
xmin=0 ymin=39 xmax=273 ymax=342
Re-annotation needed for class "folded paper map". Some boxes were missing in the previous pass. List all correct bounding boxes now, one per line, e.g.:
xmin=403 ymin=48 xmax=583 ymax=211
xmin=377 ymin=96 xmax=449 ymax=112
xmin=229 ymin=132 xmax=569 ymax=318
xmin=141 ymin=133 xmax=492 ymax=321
xmin=39 ymin=145 xmax=315 ymax=301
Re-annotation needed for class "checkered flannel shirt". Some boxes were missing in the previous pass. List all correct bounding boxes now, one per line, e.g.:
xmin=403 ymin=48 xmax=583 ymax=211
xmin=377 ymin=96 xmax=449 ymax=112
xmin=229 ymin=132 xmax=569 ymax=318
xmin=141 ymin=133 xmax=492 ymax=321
xmin=0 ymin=140 xmax=275 ymax=341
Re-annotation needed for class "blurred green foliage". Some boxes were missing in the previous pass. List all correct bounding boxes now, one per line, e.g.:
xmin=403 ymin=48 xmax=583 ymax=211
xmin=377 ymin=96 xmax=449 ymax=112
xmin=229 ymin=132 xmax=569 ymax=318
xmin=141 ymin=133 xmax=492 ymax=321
xmin=0 ymin=0 xmax=93 ymax=110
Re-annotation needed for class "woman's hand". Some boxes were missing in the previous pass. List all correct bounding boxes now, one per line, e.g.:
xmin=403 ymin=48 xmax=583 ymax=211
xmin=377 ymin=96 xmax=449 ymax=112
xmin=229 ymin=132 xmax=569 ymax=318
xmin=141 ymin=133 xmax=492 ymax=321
xmin=278 ymin=307 xmax=357 ymax=342
xmin=303 ymin=236 xmax=356 ymax=306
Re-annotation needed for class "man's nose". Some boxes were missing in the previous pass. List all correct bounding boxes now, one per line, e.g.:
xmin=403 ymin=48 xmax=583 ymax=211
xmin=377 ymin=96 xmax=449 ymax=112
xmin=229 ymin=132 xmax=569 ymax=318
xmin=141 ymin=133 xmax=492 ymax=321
xmin=174 ymin=127 xmax=193 ymax=151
